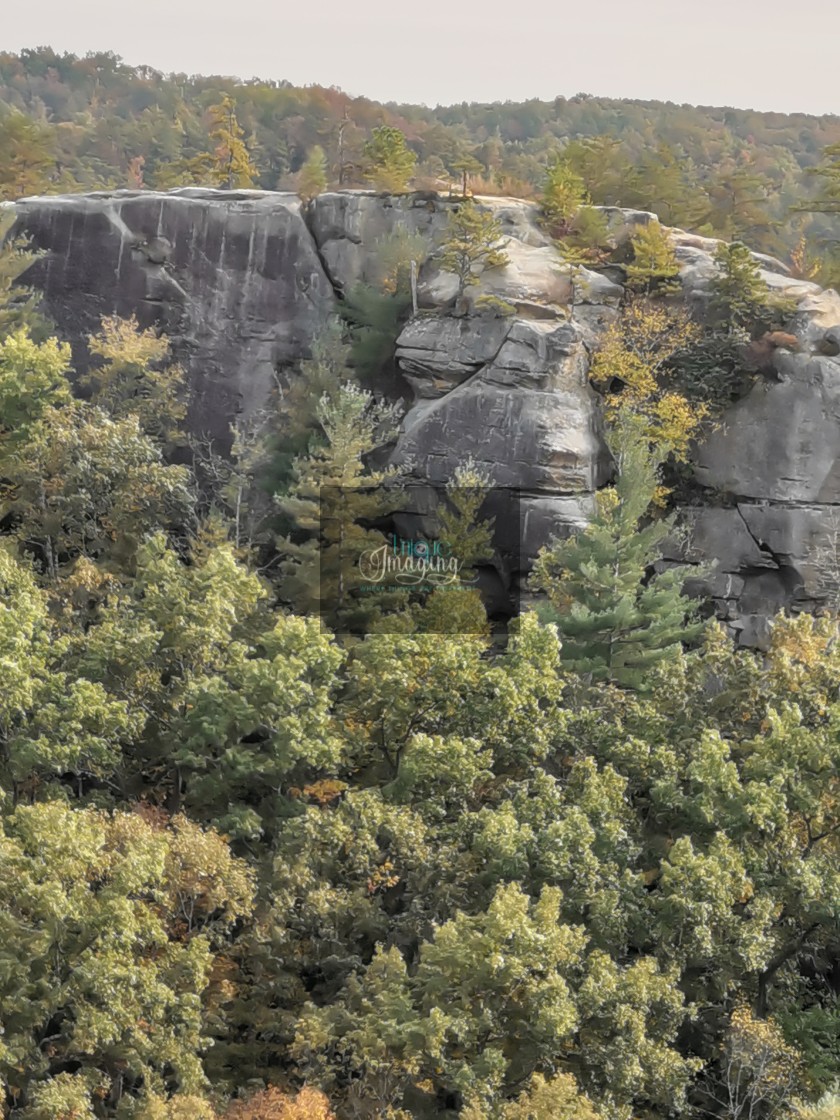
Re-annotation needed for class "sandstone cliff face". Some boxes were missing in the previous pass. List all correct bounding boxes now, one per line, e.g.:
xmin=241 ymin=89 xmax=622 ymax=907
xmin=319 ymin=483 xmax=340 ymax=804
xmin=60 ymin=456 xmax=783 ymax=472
xmin=11 ymin=187 xmax=840 ymax=643
xmin=13 ymin=189 xmax=335 ymax=445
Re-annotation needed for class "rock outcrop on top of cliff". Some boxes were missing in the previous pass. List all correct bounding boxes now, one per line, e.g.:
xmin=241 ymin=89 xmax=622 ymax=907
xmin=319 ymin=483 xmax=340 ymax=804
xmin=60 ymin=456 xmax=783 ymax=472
xmin=10 ymin=186 xmax=840 ymax=644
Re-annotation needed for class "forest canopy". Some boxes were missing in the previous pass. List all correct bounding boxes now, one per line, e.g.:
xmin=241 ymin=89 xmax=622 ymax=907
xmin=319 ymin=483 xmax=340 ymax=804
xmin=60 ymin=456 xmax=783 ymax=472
xmin=2 ymin=47 xmax=840 ymax=1120
xmin=2 ymin=45 xmax=840 ymax=274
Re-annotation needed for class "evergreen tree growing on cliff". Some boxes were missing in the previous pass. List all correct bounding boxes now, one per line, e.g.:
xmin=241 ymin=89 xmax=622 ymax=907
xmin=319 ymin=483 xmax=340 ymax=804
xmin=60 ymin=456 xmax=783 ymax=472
xmin=709 ymin=241 xmax=770 ymax=332
xmin=362 ymin=126 xmax=416 ymax=192
xmin=530 ymin=415 xmax=702 ymax=689
xmin=439 ymin=199 xmax=509 ymax=303
xmin=541 ymin=156 xmax=588 ymax=235
xmin=626 ymin=221 xmax=682 ymax=295
xmin=341 ymin=229 xmax=430 ymax=385
xmin=557 ymin=206 xmax=612 ymax=271
xmin=201 ymin=95 xmax=258 ymax=189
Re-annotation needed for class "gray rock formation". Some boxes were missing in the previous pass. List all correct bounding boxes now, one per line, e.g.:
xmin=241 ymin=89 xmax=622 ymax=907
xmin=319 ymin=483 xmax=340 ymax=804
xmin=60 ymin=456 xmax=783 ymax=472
xmin=13 ymin=189 xmax=335 ymax=445
xmin=10 ymin=187 xmax=840 ymax=642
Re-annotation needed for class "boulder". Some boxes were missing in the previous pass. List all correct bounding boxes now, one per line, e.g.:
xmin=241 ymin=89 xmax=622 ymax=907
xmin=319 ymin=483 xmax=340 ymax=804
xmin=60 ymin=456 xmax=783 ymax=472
xmin=418 ymin=240 xmax=575 ymax=315
xmin=594 ymin=206 xmax=658 ymax=247
xmin=396 ymin=314 xmax=513 ymax=398
xmin=307 ymin=191 xmax=551 ymax=295
xmin=692 ymin=351 xmax=840 ymax=503
xmin=391 ymin=316 xmax=610 ymax=498
xmin=307 ymin=190 xmax=450 ymax=292
xmin=480 ymin=318 xmax=590 ymax=390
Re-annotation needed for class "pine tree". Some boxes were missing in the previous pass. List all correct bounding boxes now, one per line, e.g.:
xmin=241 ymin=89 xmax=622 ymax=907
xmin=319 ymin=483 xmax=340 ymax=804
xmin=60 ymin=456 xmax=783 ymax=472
xmin=450 ymin=151 xmax=484 ymax=197
xmin=341 ymin=282 xmax=411 ymax=384
xmin=362 ymin=126 xmax=416 ymax=192
xmin=626 ymin=221 xmax=682 ymax=295
xmin=702 ymin=161 xmax=775 ymax=248
xmin=436 ymin=458 xmax=495 ymax=573
xmin=276 ymin=383 xmax=404 ymax=629
xmin=439 ymin=199 xmax=509 ymax=302
xmin=541 ymin=156 xmax=588 ymax=234
xmin=271 ymin=317 xmax=352 ymax=492
xmin=297 ymin=144 xmax=328 ymax=202
xmin=201 ymin=95 xmax=257 ymax=189
xmin=710 ymin=241 xmax=769 ymax=332
xmin=802 ymin=141 xmax=840 ymax=215
xmin=622 ymin=142 xmax=707 ymax=229
xmin=530 ymin=415 xmax=702 ymax=689
xmin=340 ymin=229 xmax=429 ymax=384
xmin=563 ymin=136 xmax=628 ymax=206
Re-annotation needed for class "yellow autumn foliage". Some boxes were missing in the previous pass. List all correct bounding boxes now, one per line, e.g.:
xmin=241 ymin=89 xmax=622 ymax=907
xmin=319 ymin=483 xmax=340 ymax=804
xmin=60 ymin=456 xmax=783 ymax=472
xmin=462 ymin=1072 xmax=603 ymax=1120
xmin=590 ymin=301 xmax=707 ymax=461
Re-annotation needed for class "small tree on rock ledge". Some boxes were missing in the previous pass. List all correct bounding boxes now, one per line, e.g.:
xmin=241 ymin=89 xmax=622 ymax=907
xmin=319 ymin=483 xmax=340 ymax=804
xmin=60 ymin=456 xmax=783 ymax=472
xmin=439 ymin=199 xmax=509 ymax=305
xmin=297 ymin=144 xmax=328 ymax=202
xmin=627 ymin=220 xmax=682 ymax=295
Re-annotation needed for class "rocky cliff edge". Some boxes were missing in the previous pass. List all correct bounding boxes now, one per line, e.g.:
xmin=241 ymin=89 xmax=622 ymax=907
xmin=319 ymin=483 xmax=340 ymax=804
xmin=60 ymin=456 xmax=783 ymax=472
xmin=11 ymin=187 xmax=840 ymax=644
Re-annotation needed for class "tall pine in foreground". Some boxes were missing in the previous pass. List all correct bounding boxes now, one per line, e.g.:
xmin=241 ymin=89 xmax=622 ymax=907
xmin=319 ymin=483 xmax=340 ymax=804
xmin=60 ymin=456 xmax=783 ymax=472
xmin=276 ymin=382 xmax=404 ymax=629
xmin=531 ymin=417 xmax=702 ymax=688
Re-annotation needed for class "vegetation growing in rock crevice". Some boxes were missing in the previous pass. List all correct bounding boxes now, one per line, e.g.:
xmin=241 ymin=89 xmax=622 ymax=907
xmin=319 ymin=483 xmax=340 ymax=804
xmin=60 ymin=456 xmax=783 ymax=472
xmin=339 ymin=228 xmax=431 ymax=388
xmin=438 ymin=199 xmax=510 ymax=304
xmin=626 ymin=220 xmax=682 ymax=295
xmin=588 ymin=228 xmax=801 ymax=443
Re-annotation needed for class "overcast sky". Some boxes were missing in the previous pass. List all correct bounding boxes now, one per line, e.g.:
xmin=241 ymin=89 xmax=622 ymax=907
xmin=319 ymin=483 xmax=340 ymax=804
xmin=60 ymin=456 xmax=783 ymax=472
xmin=4 ymin=0 xmax=838 ymax=116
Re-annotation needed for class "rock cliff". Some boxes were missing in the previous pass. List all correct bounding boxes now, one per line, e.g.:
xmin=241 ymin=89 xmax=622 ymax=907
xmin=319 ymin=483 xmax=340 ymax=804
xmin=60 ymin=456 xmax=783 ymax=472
xmin=12 ymin=189 xmax=335 ymax=445
xmin=10 ymin=187 xmax=840 ymax=644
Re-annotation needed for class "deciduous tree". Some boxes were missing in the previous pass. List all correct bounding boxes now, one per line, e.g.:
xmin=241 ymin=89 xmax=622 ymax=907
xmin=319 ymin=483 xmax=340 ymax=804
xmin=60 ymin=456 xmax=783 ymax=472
xmin=0 ymin=112 xmax=55 ymax=200
xmin=0 ymin=802 xmax=254 ymax=1114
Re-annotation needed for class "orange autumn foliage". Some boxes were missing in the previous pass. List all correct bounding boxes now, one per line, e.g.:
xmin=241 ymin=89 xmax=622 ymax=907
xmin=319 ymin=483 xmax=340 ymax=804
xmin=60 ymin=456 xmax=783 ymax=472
xmin=224 ymin=1087 xmax=336 ymax=1120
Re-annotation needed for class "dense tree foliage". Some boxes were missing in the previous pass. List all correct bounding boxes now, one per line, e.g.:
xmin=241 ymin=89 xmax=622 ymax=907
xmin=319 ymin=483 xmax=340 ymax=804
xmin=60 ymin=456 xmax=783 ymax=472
xmin=4 ymin=59 xmax=840 ymax=1120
